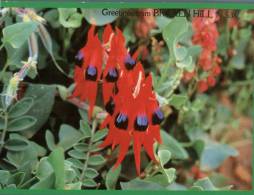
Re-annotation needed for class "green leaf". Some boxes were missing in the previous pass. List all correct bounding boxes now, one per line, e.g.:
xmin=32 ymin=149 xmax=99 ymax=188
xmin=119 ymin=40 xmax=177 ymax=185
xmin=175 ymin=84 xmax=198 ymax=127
xmin=88 ymin=154 xmax=105 ymax=166
xmin=82 ymin=9 xmax=118 ymax=26
xmin=121 ymin=179 xmax=164 ymax=190
xmin=106 ymin=165 xmax=121 ymax=190
xmin=164 ymin=168 xmax=176 ymax=183
xmin=156 ymin=16 xmax=171 ymax=31
xmin=145 ymin=174 xmax=169 ymax=187
xmin=176 ymin=55 xmax=193 ymax=69
xmin=84 ymin=168 xmax=99 ymax=179
xmin=8 ymin=98 xmax=34 ymax=118
xmin=192 ymin=177 xmax=217 ymax=191
xmin=8 ymin=116 xmax=37 ymax=132
xmin=5 ymin=42 xmax=28 ymax=68
xmin=200 ymin=143 xmax=238 ymax=171
xmin=58 ymin=8 xmax=82 ymax=28
xmin=83 ymin=178 xmax=97 ymax=187
xmin=45 ymin=130 xmax=56 ymax=151
xmin=68 ymin=149 xmax=85 ymax=160
xmin=159 ymin=130 xmax=189 ymax=160
xmin=67 ymin=158 xmax=83 ymax=170
xmin=90 ymin=141 xmax=104 ymax=152
xmin=6 ymin=143 xmax=38 ymax=168
xmin=48 ymin=147 xmax=65 ymax=189
xmin=168 ymin=94 xmax=188 ymax=109
xmin=0 ymin=170 xmax=10 ymax=185
xmin=44 ymin=9 xmax=60 ymax=28
xmin=35 ymin=157 xmax=54 ymax=180
xmin=3 ymin=22 xmax=38 ymax=48
xmin=73 ymin=143 xmax=89 ymax=152
xmin=22 ymin=84 xmax=56 ymax=138
xmin=92 ymin=129 xmax=108 ymax=142
xmin=65 ymin=182 xmax=82 ymax=190
xmin=158 ymin=149 xmax=171 ymax=166
xmin=7 ymin=172 xmax=25 ymax=187
xmin=4 ymin=138 xmax=29 ymax=151
xmin=174 ymin=47 xmax=188 ymax=61
xmin=58 ymin=124 xmax=84 ymax=151
xmin=30 ymin=174 xmax=55 ymax=189
xmin=80 ymin=120 xmax=92 ymax=137
xmin=162 ymin=17 xmax=188 ymax=62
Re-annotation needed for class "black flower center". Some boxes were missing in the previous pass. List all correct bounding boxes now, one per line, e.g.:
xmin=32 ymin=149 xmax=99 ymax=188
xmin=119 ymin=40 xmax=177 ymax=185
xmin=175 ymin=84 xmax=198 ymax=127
xmin=105 ymin=68 xmax=118 ymax=82
xmin=134 ymin=115 xmax=148 ymax=131
xmin=105 ymin=97 xmax=115 ymax=115
xmin=75 ymin=51 xmax=84 ymax=66
xmin=85 ymin=65 xmax=97 ymax=81
xmin=115 ymin=113 xmax=128 ymax=130
xmin=124 ymin=55 xmax=136 ymax=70
xmin=152 ymin=108 xmax=164 ymax=125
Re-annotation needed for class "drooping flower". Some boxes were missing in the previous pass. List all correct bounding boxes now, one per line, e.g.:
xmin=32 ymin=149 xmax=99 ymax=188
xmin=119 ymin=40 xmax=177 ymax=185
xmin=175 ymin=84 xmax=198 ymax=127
xmin=71 ymin=25 xmax=163 ymax=174
xmin=71 ymin=26 xmax=103 ymax=119
xmin=100 ymin=62 xmax=163 ymax=175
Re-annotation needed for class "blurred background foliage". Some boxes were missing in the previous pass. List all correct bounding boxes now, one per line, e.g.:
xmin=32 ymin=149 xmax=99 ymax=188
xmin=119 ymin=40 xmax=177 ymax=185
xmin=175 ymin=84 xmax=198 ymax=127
xmin=0 ymin=8 xmax=253 ymax=190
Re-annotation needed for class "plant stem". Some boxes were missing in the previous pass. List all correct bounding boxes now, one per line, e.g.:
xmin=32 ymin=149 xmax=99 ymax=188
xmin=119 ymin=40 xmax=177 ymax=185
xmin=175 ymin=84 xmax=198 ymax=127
xmin=0 ymin=112 xmax=8 ymax=155
xmin=0 ymin=63 xmax=9 ymax=80
xmin=0 ymin=43 xmax=4 ymax=51
xmin=19 ymin=176 xmax=36 ymax=188
xmin=79 ymin=120 xmax=97 ymax=182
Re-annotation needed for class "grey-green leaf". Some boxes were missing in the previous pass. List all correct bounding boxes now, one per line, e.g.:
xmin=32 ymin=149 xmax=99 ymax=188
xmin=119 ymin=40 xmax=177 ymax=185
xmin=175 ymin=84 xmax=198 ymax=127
xmin=159 ymin=130 xmax=189 ymax=160
xmin=8 ymin=116 xmax=37 ymax=132
xmin=88 ymin=154 xmax=105 ymax=166
xmin=8 ymin=98 xmax=34 ymax=118
xmin=84 ymin=168 xmax=99 ymax=179
xmin=48 ymin=147 xmax=65 ymax=189
xmin=4 ymin=138 xmax=29 ymax=151
xmin=3 ymin=22 xmax=38 ymax=48
xmin=106 ymin=165 xmax=121 ymax=190
xmin=83 ymin=178 xmax=97 ymax=187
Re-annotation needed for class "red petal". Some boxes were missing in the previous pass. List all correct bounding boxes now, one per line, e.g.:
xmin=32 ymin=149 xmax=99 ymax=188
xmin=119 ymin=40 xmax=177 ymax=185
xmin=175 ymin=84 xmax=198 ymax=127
xmin=133 ymin=132 xmax=143 ymax=175
xmin=103 ymin=24 xmax=113 ymax=44
xmin=143 ymin=136 xmax=156 ymax=162
xmin=113 ymin=132 xmax=131 ymax=169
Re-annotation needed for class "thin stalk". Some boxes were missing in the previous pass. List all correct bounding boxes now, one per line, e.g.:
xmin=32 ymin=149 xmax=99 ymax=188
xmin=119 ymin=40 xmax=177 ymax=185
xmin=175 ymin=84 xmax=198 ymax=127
xmin=0 ymin=63 xmax=9 ymax=80
xmin=0 ymin=43 xmax=4 ymax=51
xmin=0 ymin=112 xmax=8 ymax=154
xmin=19 ymin=176 xmax=36 ymax=188
xmin=79 ymin=120 xmax=97 ymax=182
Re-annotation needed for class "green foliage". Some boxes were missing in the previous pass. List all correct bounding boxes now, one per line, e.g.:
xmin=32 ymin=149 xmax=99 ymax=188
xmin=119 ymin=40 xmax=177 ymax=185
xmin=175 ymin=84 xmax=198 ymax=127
xmin=2 ymin=22 xmax=38 ymax=48
xmin=0 ymin=8 xmax=252 ymax=191
xmin=58 ymin=9 xmax=83 ymax=28
xmin=82 ymin=9 xmax=119 ymax=26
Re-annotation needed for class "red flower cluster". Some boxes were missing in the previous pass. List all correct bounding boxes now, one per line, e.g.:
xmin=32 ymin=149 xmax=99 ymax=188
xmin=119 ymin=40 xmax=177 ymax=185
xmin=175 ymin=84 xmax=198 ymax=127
xmin=184 ymin=9 xmax=222 ymax=93
xmin=71 ymin=25 xmax=164 ymax=175
xmin=135 ymin=9 xmax=157 ymax=38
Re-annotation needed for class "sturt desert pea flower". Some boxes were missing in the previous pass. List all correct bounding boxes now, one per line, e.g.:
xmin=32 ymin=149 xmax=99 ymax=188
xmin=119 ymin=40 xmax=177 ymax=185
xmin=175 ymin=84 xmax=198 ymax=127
xmin=100 ymin=62 xmax=163 ymax=175
xmin=102 ymin=27 xmax=127 ymax=106
xmin=71 ymin=26 xmax=103 ymax=119
xmin=71 ymin=25 xmax=163 ymax=174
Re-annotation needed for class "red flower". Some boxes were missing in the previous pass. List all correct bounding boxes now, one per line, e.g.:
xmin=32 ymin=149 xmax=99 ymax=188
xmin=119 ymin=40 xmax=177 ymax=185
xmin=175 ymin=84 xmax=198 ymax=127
xmin=101 ymin=63 xmax=163 ymax=175
xmin=192 ymin=9 xmax=221 ymax=93
xmin=207 ymin=76 xmax=216 ymax=87
xmin=71 ymin=26 xmax=103 ymax=119
xmin=197 ymin=80 xmax=208 ymax=93
xmin=71 ymin=25 xmax=163 ymax=175
xmin=183 ymin=70 xmax=196 ymax=82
